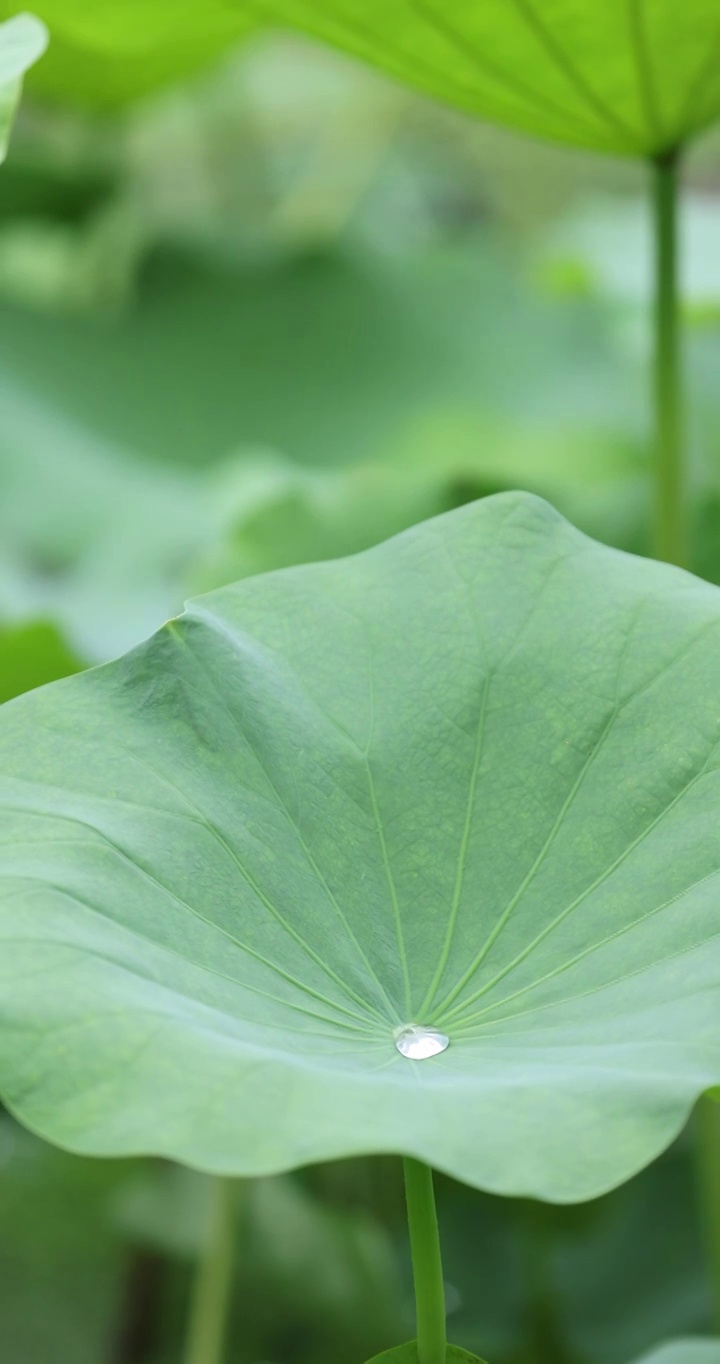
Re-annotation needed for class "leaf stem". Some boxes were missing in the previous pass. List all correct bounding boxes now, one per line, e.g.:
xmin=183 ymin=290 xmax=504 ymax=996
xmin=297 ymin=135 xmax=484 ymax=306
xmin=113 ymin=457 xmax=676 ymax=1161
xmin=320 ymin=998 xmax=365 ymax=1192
xmin=650 ymin=141 xmax=720 ymax=1339
xmin=403 ymin=1158 xmax=446 ymax=1364
xmin=651 ymin=147 xmax=684 ymax=567
xmin=695 ymin=1096 xmax=720 ymax=1333
xmin=183 ymin=1176 xmax=238 ymax=1364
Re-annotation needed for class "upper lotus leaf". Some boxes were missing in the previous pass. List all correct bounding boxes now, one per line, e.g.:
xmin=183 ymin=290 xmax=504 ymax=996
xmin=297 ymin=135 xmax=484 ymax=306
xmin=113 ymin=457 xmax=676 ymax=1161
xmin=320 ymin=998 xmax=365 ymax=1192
xmin=241 ymin=0 xmax=720 ymax=157
xmin=0 ymin=1 xmax=250 ymax=106
xmin=2 ymin=494 xmax=720 ymax=1202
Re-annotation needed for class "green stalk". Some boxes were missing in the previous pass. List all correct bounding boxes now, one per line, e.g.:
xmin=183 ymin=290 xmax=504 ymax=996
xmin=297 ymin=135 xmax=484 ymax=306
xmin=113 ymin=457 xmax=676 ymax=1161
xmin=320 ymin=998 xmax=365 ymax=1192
xmin=651 ymin=148 xmax=684 ymax=567
xmin=184 ymin=1177 xmax=238 ymax=1364
xmin=403 ymin=1158 xmax=446 ymax=1364
xmin=650 ymin=147 xmax=720 ymax=1333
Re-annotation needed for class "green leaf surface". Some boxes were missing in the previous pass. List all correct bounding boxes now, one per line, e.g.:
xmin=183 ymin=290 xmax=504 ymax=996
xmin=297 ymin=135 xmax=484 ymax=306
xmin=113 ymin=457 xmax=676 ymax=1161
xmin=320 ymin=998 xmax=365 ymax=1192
xmin=0 ymin=2 xmax=249 ymax=107
xmin=630 ymin=1342 xmax=720 ymax=1364
xmin=4 ymin=493 xmax=720 ymax=1201
xmin=366 ymin=1345 xmax=484 ymax=1363
xmin=244 ymin=0 xmax=720 ymax=156
xmin=0 ymin=13 xmax=47 ymax=160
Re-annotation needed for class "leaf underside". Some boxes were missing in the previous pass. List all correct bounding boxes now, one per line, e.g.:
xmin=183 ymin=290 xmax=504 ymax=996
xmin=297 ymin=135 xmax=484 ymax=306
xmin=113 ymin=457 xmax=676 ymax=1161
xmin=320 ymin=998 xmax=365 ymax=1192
xmin=3 ymin=493 xmax=720 ymax=1201
xmin=0 ymin=1 xmax=250 ymax=107
xmin=245 ymin=0 xmax=720 ymax=157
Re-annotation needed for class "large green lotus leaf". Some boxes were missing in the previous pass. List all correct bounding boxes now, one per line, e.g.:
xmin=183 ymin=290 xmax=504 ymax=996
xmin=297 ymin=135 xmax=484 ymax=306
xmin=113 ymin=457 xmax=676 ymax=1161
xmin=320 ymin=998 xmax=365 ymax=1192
xmin=0 ymin=13 xmax=47 ymax=159
xmin=243 ymin=0 xmax=720 ymax=157
xmin=631 ymin=1343 xmax=720 ymax=1364
xmin=5 ymin=493 xmax=720 ymax=1201
xmin=0 ymin=2 xmax=250 ymax=107
xmin=366 ymin=1346 xmax=484 ymax=1362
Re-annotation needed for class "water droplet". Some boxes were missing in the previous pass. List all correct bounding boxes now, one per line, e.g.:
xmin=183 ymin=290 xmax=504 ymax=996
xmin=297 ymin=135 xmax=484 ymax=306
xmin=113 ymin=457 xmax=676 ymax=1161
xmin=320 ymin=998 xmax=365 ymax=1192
xmin=394 ymin=1024 xmax=450 ymax=1060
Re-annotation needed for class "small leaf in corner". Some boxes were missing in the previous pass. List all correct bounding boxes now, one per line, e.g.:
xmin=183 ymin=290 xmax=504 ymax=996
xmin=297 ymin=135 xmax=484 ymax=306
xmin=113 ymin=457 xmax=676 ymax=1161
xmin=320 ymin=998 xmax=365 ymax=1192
xmin=365 ymin=1341 xmax=486 ymax=1362
xmin=0 ymin=12 xmax=48 ymax=162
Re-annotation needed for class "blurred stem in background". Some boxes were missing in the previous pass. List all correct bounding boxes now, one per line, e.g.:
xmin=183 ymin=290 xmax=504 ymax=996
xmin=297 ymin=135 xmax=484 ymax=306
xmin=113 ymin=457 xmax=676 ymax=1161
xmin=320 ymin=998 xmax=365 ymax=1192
xmin=403 ymin=1158 xmax=446 ymax=1364
xmin=652 ymin=148 xmax=684 ymax=567
xmin=184 ymin=1177 xmax=239 ymax=1364
xmin=515 ymin=1202 xmax=574 ymax=1364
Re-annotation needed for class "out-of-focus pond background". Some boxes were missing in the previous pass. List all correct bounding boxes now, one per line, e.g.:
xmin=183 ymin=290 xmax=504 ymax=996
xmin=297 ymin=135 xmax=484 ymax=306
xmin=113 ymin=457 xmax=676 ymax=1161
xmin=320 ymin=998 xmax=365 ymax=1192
xmin=3 ymin=18 xmax=720 ymax=1364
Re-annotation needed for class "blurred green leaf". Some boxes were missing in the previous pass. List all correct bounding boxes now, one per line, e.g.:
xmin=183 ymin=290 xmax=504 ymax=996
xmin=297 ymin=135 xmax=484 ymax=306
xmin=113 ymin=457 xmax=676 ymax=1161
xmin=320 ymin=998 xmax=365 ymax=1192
xmin=243 ymin=1175 xmax=405 ymax=1360
xmin=0 ymin=380 xmax=210 ymax=658
xmin=0 ymin=1118 xmax=131 ymax=1364
xmin=0 ymin=619 xmax=80 ymax=702
xmin=191 ymin=453 xmax=459 ymax=591
xmin=434 ymin=1177 xmax=570 ymax=1362
xmin=0 ymin=237 xmax=645 ymax=663
xmin=111 ymin=1163 xmax=218 ymax=1259
xmin=112 ymin=1162 xmax=407 ymax=1360
xmin=0 ymin=241 xmax=637 ymax=468
xmin=0 ymin=13 xmax=47 ymax=159
xmin=244 ymin=0 xmax=720 ymax=155
xmin=554 ymin=1142 xmax=711 ymax=1364
xmin=630 ymin=1343 xmax=720 ymax=1364
xmin=191 ymin=414 xmax=646 ymax=608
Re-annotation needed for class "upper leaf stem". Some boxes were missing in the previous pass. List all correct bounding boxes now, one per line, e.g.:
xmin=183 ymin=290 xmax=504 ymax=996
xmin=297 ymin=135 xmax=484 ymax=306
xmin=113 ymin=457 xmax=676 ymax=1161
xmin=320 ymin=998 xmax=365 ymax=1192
xmin=184 ymin=1176 xmax=239 ymax=1364
xmin=651 ymin=147 xmax=684 ymax=567
xmin=651 ymin=146 xmax=720 ymax=1336
xmin=403 ymin=1158 xmax=447 ymax=1364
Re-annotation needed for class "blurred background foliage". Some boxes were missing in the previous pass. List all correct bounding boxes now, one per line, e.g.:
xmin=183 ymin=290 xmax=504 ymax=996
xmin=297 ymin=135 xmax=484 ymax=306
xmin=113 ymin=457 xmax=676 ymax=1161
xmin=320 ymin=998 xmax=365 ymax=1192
xmin=3 ymin=18 xmax=720 ymax=1364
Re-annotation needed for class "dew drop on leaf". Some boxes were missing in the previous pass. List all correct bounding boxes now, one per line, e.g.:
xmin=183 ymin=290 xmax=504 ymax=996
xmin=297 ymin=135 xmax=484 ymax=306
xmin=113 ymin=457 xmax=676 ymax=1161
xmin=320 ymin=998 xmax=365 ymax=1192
xmin=394 ymin=1024 xmax=450 ymax=1060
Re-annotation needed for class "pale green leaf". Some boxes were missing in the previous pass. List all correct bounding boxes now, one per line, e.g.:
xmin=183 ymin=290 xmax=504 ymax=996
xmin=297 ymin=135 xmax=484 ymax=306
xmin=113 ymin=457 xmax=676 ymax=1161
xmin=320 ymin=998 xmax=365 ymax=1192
xmin=630 ymin=1342 xmax=720 ymax=1364
xmin=0 ymin=13 xmax=47 ymax=161
xmin=243 ymin=0 xmax=720 ymax=156
xmin=3 ymin=494 xmax=720 ymax=1201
